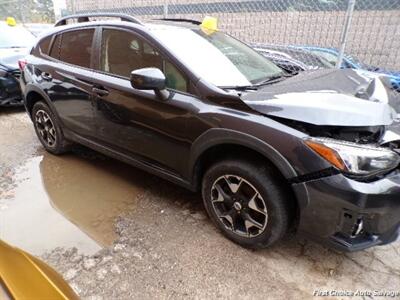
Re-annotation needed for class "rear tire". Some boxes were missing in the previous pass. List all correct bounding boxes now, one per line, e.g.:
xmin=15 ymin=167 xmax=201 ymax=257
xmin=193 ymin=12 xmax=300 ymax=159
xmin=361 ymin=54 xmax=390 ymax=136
xmin=202 ymin=158 xmax=291 ymax=249
xmin=32 ymin=101 xmax=71 ymax=155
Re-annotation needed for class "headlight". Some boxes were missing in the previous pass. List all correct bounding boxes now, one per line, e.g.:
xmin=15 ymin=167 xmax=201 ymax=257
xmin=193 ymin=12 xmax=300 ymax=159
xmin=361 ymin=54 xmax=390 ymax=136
xmin=305 ymin=137 xmax=400 ymax=176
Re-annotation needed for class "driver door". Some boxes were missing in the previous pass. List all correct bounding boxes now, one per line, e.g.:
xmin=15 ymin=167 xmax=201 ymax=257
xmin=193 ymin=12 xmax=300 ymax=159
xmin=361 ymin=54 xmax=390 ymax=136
xmin=91 ymin=27 xmax=196 ymax=176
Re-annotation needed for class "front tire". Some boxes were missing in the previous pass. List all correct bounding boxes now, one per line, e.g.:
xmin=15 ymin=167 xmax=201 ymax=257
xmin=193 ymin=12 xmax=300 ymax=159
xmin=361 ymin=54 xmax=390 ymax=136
xmin=32 ymin=101 xmax=71 ymax=155
xmin=202 ymin=159 xmax=291 ymax=249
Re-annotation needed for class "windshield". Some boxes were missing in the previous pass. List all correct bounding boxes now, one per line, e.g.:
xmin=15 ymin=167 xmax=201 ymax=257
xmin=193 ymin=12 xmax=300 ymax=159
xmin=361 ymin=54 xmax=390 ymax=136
xmin=0 ymin=24 xmax=35 ymax=48
xmin=150 ymin=26 xmax=283 ymax=87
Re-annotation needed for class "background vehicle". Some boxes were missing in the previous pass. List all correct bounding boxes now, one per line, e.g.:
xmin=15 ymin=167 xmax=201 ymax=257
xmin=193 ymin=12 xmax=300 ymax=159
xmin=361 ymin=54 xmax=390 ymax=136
xmin=0 ymin=240 xmax=78 ymax=299
xmin=0 ymin=62 xmax=22 ymax=106
xmin=250 ymin=43 xmax=332 ymax=74
xmin=293 ymin=46 xmax=400 ymax=92
xmin=24 ymin=23 xmax=53 ymax=37
xmin=0 ymin=17 xmax=35 ymax=106
xmin=20 ymin=14 xmax=400 ymax=252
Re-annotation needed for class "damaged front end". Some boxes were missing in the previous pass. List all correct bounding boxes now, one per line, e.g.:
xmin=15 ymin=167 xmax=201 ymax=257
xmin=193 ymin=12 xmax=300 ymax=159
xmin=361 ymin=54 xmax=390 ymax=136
xmin=295 ymin=128 xmax=400 ymax=251
xmin=242 ymin=68 xmax=400 ymax=251
xmin=296 ymin=164 xmax=400 ymax=251
xmin=243 ymin=68 xmax=400 ymax=180
xmin=298 ymin=120 xmax=400 ymax=251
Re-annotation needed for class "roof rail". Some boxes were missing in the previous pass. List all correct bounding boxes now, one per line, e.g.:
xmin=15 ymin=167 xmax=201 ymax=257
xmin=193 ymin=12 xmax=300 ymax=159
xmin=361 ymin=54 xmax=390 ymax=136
xmin=55 ymin=13 xmax=143 ymax=27
xmin=155 ymin=18 xmax=201 ymax=25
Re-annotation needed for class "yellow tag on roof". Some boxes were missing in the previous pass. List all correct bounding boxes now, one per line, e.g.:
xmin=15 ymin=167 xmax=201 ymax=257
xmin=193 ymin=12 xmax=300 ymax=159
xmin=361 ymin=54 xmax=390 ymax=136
xmin=6 ymin=17 xmax=16 ymax=26
xmin=200 ymin=16 xmax=218 ymax=35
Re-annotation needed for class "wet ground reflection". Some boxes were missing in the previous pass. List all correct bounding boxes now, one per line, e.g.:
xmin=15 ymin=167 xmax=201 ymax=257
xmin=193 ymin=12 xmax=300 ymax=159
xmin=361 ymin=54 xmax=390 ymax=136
xmin=0 ymin=150 xmax=147 ymax=255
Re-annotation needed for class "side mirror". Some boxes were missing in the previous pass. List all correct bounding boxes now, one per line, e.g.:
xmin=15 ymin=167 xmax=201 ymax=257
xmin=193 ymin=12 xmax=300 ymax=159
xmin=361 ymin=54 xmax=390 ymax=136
xmin=130 ymin=68 xmax=165 ymax=90
xmin=130 ymin=67 xmax=169 ymax=100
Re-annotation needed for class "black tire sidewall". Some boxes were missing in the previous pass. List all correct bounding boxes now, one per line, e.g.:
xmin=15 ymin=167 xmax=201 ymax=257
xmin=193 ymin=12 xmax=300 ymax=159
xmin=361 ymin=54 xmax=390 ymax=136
xmin=202 ymin=159 xmax=290 ymax=249
xmin=32 ymin=101 xmax=67 ymax=154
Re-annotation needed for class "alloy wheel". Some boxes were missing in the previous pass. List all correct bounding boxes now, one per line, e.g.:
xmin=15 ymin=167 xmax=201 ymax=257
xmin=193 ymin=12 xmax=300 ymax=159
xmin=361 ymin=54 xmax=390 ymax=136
xmin=210 ymin=175 xmax=268 ymax=237
xmin=35 ymin=110 xmax=57 ymax=147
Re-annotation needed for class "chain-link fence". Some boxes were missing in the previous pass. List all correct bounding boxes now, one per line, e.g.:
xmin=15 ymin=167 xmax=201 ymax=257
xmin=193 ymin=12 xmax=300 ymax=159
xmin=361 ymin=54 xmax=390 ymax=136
xmin=1 ymin=0 xmax=399 ymax=84
xmin=62 ymin=0 xmax=400 ymax=74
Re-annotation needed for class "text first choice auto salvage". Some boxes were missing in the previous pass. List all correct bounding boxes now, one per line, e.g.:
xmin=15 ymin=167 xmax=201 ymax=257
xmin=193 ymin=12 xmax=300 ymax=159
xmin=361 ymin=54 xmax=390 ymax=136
xmin=313 ymin=289 xmax=400 ymax=298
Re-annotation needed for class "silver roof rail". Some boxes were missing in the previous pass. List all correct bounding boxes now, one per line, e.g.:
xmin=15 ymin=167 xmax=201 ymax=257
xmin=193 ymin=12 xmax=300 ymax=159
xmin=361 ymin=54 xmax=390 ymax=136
xmin=155 ymin=18 xmax=201 ymax=25
xmin=55 ymin=13 xmax=143 ymax=27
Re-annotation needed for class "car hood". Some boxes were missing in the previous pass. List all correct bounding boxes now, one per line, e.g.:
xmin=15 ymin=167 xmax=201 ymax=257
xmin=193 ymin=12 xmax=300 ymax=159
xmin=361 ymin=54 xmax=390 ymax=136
xmin=0 ymin=47 xmax=29 ymax=69
xmin=241 ymin=69 xmax=399 ymax=126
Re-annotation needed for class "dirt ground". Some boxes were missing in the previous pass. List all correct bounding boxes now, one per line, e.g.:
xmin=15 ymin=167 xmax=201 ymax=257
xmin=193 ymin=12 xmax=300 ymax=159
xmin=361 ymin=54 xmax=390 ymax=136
xmin=1 ymin=108 xmax=400 ymax=300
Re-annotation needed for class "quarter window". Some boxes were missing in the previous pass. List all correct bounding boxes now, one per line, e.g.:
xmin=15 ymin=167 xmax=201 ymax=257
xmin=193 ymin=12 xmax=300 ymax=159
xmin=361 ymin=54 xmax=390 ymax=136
xmin=51 ymin=29 xmax=94 ymax=68
xmin=100 ymin=29 xmax=188 ymax=93
xmin=38 ymin=36 xmax=52 ymax=55
xmin=49 ymin=34 xmax=61 ymax=59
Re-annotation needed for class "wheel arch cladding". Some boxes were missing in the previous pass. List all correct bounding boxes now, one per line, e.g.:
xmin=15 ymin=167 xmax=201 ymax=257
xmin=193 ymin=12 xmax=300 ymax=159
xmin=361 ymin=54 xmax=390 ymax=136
xmin=189 ymin=128 xmax=298 ymax=181
xmin=25 ymin=86 xmax=54 ymax=117
xmin=189 ymin=129 xmax=306 ymax=225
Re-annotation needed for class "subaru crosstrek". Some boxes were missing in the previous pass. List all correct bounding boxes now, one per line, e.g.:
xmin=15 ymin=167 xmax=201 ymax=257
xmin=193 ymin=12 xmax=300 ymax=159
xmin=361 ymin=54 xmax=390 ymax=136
xmin=20 ymin=13 xmax=400 ymax=251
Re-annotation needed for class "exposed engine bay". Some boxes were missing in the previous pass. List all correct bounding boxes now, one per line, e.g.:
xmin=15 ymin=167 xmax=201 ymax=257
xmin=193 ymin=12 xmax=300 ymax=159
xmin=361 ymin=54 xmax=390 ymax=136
xmin=240 ymin=68 xmax=400 ymax=154
xmin=272 ymin=116 xmax=385 ymax=144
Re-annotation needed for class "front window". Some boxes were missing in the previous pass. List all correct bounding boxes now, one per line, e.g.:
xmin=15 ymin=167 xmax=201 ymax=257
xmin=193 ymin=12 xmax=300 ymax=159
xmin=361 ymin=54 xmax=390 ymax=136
xmin=150 ymin=26 xmax=283 ymax=87
xmin=0 ymin=25 xmax=35 ymax=48
xmin=100 ymin=28 xmax=188 ymax=92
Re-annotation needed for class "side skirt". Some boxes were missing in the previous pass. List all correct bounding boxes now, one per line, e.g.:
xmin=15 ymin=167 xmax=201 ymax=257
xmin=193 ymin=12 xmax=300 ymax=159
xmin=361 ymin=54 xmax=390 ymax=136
xmin=64 ymin=129 xmax=196 ymax=192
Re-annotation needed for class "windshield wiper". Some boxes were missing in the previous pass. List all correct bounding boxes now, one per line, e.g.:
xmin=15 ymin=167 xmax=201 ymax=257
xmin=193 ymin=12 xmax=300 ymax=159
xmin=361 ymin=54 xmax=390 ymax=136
xmin=220 ymin=73 xmax=293 ymax=91
xmin=253 ymin=73 xmax=292 ymax=87
xmin=220 ymin=85 xmax=258 ymax=91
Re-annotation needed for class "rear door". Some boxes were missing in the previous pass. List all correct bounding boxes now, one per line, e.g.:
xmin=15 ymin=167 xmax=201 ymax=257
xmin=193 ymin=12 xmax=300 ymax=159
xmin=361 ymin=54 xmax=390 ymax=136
xmin=44 ymin=27 xmax=97 ymax=138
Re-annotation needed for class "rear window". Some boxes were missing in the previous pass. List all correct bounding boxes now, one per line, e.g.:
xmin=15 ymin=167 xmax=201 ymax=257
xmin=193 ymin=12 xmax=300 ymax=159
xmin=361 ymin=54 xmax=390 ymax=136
xmin=50 ymin=29 xmax=94 ymax=68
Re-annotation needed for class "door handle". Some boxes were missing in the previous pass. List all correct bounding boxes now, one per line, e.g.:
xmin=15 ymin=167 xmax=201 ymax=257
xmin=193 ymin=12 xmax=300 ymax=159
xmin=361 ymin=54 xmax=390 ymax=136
xmin=41 ymin=72 xmax=52 ymax=81
xmin=92 ymin=86 xmax=109 ymax=97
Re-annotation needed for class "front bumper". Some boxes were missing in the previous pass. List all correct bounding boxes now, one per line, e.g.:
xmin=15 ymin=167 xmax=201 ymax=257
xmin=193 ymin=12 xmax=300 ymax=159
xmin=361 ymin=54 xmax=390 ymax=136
xmin=294 ymin=170 xmax=400 ymax=252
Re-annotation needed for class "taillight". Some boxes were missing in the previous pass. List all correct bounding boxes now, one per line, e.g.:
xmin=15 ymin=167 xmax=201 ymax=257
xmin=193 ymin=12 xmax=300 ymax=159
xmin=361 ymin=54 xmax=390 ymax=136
xmin=18 ymin=58 xmax=27 ymax=71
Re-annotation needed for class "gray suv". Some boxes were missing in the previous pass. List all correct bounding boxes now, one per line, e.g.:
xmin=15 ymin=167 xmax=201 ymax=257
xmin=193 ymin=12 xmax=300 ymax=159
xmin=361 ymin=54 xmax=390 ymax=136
xmin=20 ymin=13 xmax=400 ymax=251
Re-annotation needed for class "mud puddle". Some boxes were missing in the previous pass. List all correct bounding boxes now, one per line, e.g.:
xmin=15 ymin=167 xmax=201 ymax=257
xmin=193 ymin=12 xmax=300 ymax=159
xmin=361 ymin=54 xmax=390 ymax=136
xmin=0 ymin=151 xmax=146 ymax=255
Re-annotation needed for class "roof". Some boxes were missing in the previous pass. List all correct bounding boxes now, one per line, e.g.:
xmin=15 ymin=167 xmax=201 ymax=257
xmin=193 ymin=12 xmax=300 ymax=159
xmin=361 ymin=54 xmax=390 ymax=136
xmin=38 ymin=17 xmax=200 ymax=42
xmin=54 ymin=13 xmax=200 ymax=30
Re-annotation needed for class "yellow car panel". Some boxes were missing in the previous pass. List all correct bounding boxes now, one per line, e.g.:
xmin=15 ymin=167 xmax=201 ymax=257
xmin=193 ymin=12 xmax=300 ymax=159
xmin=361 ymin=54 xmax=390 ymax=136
xmin=0 ymin=240 xmax=79 ymax=300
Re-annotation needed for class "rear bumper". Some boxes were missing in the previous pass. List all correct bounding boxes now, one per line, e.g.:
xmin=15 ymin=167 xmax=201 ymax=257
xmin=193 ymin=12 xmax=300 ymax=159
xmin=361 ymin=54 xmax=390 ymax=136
xmin=294 ymin=171 xmax=400 ymax=252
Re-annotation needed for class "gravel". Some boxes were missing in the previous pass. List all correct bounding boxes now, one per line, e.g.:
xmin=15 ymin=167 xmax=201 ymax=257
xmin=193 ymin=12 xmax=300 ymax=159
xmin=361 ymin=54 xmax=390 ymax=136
xmin=2 ymin=109 xmax=400 ymax=299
